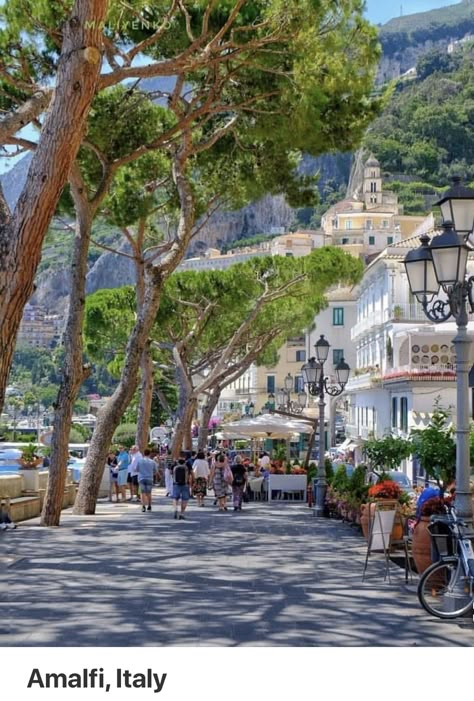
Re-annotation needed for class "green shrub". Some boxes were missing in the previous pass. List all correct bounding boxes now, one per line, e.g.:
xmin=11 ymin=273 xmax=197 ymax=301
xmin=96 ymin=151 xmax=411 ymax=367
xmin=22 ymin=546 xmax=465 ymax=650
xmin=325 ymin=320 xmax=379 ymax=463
xmin=112 ymin=423 xmax=137 ymax=448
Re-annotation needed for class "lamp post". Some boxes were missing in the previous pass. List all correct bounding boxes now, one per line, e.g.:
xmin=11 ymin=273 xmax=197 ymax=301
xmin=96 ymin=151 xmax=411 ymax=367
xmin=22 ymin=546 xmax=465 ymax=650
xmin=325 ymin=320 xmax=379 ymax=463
xmin=275 ymin=373 xmax=307 ymax=414
xmin=301 ymin=335 xmax=350 ymax=517
xmin=404 ymin=177 xmax=474 ymax=522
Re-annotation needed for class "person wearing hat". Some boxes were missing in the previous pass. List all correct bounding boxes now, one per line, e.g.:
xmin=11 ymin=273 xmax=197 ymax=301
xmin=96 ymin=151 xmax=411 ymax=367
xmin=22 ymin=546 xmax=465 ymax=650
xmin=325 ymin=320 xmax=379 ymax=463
xmin=230 ymin=455 xmax=248 ymax=511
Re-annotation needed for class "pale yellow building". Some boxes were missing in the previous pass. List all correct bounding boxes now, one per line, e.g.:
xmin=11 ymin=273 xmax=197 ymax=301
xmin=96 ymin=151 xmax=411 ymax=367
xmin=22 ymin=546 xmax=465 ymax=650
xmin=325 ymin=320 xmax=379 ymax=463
xmin=321 ymin=156 xmax=426 ymax=257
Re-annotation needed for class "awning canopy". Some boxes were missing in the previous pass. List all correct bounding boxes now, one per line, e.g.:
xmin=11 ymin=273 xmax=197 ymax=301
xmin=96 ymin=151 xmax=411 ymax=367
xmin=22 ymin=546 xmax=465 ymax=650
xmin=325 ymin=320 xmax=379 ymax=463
xmin=221 ymin=413 xmax=314 ymax=439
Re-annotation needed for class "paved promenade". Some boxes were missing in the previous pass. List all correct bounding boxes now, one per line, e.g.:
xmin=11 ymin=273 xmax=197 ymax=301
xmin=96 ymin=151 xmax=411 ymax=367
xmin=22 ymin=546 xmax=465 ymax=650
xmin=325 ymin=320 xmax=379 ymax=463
xmin=1 ymin=491 xmax=473 ymax=646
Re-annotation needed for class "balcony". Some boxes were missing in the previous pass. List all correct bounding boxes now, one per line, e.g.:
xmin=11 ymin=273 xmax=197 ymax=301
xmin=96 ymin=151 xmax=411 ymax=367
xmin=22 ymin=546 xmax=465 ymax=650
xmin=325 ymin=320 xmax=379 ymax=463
xmin=350 ymin=310 xmax=383 ymax=340
xmin=345 ymin=423 xmax=359 ymax=438
xmin=350 ymin=302 xmax=460 ymax=341
xmin=345 ymin=368 xmax=382 ymax=391
xmin=382 ymin=364 xmax=456 ymax=385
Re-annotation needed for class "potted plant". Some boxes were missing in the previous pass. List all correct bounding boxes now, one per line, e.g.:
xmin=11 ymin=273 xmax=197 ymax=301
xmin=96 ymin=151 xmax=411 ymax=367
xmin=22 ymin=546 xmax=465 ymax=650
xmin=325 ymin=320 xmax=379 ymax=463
xmin=17 ymin=442 xmax=42 ymax=469
xmin=16 ymin=442 xmax=43 ymax=492
xmin=361 ymin=479 xmax=407 ymax=540
xmin=412 ymin=496 xmax=451 ymax=575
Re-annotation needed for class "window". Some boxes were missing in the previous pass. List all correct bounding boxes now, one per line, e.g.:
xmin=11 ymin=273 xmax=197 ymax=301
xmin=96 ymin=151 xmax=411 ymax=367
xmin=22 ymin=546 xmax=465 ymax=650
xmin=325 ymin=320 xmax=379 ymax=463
xmin=368 ymin=235 xmax=375 ymax=246
xmin=392 ymin=397 xmax=398 ymax=428
xmin=387 ymin=236 xmax=393 ymax=245
xmin=266 ymin=375 xmax=275 ymax=393
xmin=333 ymin=348 xmax=344 ymax=365
xmin=370 ymin=181 xmax=377 ymax=193
xmin=333 ymin=307 xmax=344 ymax=326
xmin=345 ymin=220 xmax=352 ymax=230
xmin=342 ymin=237 xmax=349 ymax=245
xmin=400 ymin=397 xmax=408 ymax=433
xmin=365 ymin=219 xmax=373 ymax=230
xmin=382 ymin=219 xmax=389 ymax=228
xmin=296 ymin=350 xmax=306 ymax=362
xmin=285 ymin=252 xmax=293 ymax=257
xmin=294 ymin=375 xmax=304 ymax=392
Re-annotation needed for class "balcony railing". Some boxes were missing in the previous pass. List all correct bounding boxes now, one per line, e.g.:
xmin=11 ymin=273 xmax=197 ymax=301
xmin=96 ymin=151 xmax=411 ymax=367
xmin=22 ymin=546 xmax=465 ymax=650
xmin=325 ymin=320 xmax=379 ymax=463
xmin=350 ymin=301 xmax=463 ymax=340
xmin=382 ymin=364 xmax=456 ymax=384
xmin=345 ymin=370 xmax=382 ymax=391
xmin=350 ymin=310 xmax=383 ymax=340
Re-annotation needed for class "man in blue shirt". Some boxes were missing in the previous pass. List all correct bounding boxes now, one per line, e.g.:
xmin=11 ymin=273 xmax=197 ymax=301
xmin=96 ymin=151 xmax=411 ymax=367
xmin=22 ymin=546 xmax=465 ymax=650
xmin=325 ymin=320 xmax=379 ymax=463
xmin=136 ymin=449 xmax=157 ymax=512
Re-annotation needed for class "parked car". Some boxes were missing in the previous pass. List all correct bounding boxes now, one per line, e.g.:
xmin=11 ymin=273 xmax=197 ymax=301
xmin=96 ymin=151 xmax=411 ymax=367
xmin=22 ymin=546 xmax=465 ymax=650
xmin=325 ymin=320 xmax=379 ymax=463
xmin=387 ymin=470 xmax=416 ymax=497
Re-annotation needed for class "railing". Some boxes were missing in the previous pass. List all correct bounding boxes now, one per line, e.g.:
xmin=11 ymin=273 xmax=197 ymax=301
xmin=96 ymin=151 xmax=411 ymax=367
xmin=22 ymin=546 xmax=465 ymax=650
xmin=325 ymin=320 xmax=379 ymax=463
xmin=383 ymin=363 xmax=456 ymax=384
xmin=345 ymin=371 xmax=382 ymax=391
xmin=350 ymin=310 xmax=383 ymax=340
xmin=345 ymin=423 xmax=359 ymax=438
xmin=385 ymin=303 xmax=430 ymax=322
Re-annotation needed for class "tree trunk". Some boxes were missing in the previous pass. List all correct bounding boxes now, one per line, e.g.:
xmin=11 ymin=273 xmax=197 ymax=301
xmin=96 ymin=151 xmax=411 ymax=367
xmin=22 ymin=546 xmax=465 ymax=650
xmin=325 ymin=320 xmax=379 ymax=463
xmin=136 ymin=341 xmax=154 ymax=452
xmin=0 ymin=0 xmax=107 ymax=414
xmin=172 ymin=396 xmax=198 ymax=459
xmin=73 ymin=141 xmax=195 ymax=514
xmin=40 ymin=178 xmax=92 ymax=526
xmin=198 ymin=387 xmax=221 ymax=452
xmin=73 ymin=266 xmax=164 ymax=514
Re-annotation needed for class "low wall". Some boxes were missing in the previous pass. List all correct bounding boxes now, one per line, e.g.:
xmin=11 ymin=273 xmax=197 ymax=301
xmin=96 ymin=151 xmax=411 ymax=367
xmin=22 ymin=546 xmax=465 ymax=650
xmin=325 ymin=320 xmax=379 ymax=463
xmin=0 ymin=474 xmax=23 ymax=499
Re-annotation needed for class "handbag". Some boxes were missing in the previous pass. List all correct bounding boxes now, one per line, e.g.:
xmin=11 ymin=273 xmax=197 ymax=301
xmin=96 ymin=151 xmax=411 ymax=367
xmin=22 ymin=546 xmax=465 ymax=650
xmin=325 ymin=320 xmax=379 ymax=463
xmin=224 ymin=465 xmax=233 ymax=485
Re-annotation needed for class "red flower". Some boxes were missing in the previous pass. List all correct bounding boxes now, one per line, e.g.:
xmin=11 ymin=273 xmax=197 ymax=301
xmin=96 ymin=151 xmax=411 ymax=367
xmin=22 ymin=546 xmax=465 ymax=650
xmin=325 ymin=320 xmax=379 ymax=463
xmin=368 ymin=480 xmax=402 ymax=500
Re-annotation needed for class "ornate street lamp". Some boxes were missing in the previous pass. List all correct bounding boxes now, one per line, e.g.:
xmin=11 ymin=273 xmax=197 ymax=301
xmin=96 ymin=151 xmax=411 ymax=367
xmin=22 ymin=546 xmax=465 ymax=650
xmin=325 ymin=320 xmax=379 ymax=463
xmin=275 ymin=380 xmax=306 ymax=414
xmin=404 ymin=196 xmax=474 ymax=523
xmin=434 ymin=176 xmax=474 ymax=245
xmin=302 ymin=337 xmax=350 ymax=517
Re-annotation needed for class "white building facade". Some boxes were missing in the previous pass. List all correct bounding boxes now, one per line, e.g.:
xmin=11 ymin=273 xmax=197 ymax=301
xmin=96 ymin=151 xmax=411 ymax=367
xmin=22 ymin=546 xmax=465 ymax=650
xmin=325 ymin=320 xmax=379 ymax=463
xmin=345 ymin=231 xmax=474 ymax=481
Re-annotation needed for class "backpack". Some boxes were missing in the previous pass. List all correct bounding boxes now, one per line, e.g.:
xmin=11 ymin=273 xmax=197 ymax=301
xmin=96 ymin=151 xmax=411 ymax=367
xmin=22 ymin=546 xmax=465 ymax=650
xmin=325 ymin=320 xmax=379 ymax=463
xmin=232 ymin=467 xmax=245 ymax=486
xmin=174 ymin=463 xmax=187 ymax=486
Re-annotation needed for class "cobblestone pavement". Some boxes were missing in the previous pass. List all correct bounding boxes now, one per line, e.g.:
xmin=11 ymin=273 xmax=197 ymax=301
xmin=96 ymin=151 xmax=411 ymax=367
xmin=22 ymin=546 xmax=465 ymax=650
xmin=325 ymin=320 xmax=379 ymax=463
xmin=1 ymin=491 xmax=473 ymax=646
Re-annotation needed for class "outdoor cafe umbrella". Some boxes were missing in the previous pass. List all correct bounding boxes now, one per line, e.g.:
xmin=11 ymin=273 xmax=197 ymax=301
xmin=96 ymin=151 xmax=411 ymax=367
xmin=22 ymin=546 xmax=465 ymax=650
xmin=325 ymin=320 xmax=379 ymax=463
xmin=221 ymin=413 xmax=313 ymax=439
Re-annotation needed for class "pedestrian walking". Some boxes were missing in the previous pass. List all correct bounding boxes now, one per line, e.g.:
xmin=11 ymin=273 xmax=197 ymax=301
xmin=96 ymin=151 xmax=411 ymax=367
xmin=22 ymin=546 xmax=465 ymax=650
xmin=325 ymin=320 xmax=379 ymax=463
xmin=231 ymin=455 xmax=248 ymax=511
xmin=107 ymin=451 xmax=120 ymax=502
xmin=172 ymin=457 xmax=192 ymax=520
xmin=116 ymin=446 xmax=129 ymax=501
xmin=164 ymin=458 xmax=174 ymax=497
xmin=136 ymin=449 xmax=157 ymax=512
xmin=127 ymin=445 xmax=142 ymax=501
xmin=192 ymin=450 xmax=210 ymax=507
xmin=209 ymin=453 xmax=229 ymax=512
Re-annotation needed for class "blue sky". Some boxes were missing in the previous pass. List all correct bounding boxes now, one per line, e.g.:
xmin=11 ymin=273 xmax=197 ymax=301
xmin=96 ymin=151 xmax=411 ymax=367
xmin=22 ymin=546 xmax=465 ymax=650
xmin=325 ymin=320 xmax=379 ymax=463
xmin=365 ymin=0 xmax=461 ymax=25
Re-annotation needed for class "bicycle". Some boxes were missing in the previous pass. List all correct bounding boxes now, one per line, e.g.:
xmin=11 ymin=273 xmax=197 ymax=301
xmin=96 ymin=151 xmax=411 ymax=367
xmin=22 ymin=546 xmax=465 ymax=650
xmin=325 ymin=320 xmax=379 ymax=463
xmin=417 ymin=505 xmax=474 ymax=619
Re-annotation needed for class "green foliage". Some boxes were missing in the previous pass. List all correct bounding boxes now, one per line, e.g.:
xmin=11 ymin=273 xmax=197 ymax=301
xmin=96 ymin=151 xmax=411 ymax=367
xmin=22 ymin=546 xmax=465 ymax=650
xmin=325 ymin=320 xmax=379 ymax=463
xmin=325 ymin=457 xmax=334 ymax=485
xmin=221 ymin=234 xmax=280 ymax=254
xmin=364 ymin=434 xmax=412 ymax=472
xmin=410 ymin=404 xmax=456 ymax=490
xmin=332 ymin=465 xmax=350 ymax=493
xmin=365 ymin=42 xmax=474 ymax=186
xmin=69 ymin=427 xmax=87 ymax=444
xmin=112 ymin=423 xmax=138 ymax=448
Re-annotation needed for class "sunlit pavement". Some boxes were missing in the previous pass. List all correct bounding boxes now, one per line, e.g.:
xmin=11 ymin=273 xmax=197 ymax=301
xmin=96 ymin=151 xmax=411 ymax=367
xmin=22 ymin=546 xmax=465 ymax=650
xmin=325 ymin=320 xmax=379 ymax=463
xmin=1 ymin=490 xmax=473 ymax=646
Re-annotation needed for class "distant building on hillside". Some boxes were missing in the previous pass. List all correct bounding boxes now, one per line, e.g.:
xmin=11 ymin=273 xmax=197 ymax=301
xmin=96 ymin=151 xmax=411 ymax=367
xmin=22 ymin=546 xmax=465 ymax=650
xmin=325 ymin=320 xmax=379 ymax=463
xmin=17 ymin=304 xmax=63 ymax=349
xmin=320 ymin=155 xmax=426 ymax=259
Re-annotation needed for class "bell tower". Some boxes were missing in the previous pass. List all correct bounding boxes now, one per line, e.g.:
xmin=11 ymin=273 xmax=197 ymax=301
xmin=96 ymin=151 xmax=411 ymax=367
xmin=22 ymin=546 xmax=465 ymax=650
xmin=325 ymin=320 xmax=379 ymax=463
xmin=364 ymin=155 xmax=382 ymax=209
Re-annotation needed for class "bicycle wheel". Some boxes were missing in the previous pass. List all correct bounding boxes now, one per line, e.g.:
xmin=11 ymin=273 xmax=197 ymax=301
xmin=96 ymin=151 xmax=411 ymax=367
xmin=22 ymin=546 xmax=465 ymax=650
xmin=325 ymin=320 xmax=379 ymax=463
xmin=418 ymin=557 xmax=473 ymax=619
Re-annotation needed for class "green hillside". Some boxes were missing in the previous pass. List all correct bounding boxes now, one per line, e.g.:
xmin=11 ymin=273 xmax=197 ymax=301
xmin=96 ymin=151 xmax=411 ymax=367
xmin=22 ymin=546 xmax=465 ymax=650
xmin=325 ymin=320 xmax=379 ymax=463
xmin=380 ymin=0 xmax=474 ymax=54
xmin=364 ymin=41 xmax=474 ymax=212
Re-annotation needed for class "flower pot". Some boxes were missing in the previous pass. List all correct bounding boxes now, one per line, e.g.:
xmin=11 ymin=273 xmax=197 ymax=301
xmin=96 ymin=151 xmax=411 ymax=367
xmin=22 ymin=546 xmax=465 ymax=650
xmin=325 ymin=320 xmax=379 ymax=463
xmin=412 ymin=517 xmax=432 ymax=575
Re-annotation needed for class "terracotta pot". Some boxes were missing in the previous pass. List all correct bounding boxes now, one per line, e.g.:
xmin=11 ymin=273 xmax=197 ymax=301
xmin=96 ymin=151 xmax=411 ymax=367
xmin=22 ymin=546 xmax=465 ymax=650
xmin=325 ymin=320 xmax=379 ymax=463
xmin=360 ymin=501 xmax=404 ymax=542
xmin=412 ymin=517 xmax=432 ymax=574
